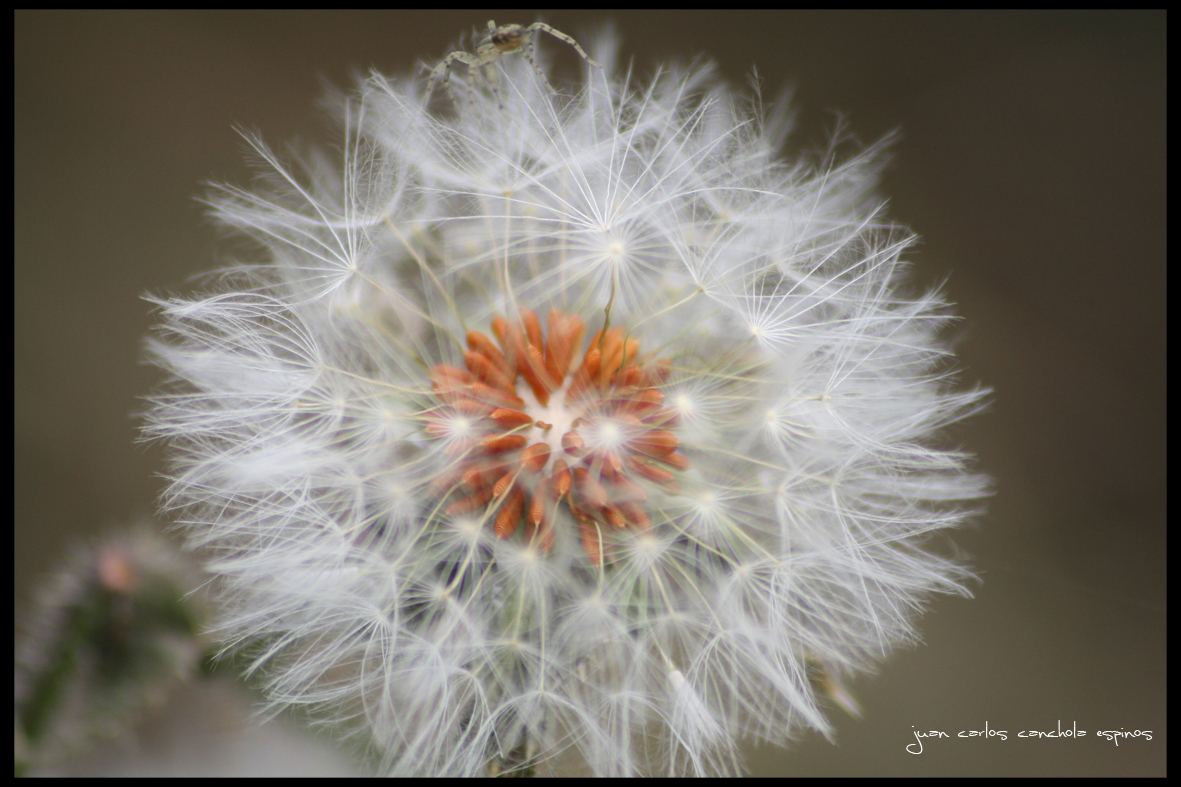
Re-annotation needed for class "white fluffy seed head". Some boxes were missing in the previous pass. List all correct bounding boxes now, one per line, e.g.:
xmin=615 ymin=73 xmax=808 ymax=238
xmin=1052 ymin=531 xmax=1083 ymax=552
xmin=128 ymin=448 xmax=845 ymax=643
xmin=145 ymin=27 xmax=987 ymax=777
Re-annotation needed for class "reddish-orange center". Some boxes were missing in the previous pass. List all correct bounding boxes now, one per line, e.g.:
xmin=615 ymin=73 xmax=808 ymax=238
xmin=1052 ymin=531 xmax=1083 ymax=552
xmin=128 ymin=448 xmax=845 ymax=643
xmin=427 ymin=307 xmax=688 ymax=565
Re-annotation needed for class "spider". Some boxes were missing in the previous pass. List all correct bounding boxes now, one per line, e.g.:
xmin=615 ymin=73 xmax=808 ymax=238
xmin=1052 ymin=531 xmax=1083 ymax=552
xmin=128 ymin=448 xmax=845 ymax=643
xmin=425 ymin=20 xmax=600 ymax=109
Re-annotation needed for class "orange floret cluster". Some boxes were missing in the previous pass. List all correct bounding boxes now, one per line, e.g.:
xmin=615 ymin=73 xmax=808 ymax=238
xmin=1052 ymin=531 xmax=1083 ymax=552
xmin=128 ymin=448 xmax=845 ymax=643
xmin=427 ymin=308 xmax=688 ymax=564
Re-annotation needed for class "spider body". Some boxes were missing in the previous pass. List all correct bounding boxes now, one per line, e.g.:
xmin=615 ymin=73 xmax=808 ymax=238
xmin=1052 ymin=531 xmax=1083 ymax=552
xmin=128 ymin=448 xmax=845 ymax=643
xmin=426 ymin=20 xmax=600 ymax=109
xmin=486 ymin=24 xmax=530 ymax=55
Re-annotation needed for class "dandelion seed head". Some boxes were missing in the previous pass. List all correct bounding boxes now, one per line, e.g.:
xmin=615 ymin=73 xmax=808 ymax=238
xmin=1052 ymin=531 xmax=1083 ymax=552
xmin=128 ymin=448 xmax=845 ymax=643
xmin=145 ymin=27 xmax=987 ymax=776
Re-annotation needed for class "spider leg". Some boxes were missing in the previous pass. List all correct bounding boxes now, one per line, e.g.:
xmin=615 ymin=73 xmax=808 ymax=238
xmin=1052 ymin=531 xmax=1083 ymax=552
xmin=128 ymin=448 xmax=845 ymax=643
xmin=522 ymin=34 xmax=558 ymax=94
xmin=476 ymin=62 xmax=505 ymax=113
xmin=527 ymin=23 xmax=601 ymax=69
xmin=427 ymin=51 xmax=479 ymax=111
xmin=424 ymin=61 xmax=447 ymax=103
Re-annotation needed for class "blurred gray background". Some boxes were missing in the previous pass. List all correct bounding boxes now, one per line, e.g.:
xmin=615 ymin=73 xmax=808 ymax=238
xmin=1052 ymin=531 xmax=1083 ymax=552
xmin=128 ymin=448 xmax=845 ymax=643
xmin=15 ymin=11 xmax=1165 ymax=776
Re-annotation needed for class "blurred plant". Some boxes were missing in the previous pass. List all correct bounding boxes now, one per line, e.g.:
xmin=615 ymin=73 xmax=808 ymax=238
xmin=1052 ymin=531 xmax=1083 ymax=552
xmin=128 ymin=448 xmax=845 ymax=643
xmin=14 ymin=526 xmax=209 ymax=775
xmin=144 ymin=22 xmax=987 ymax=776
